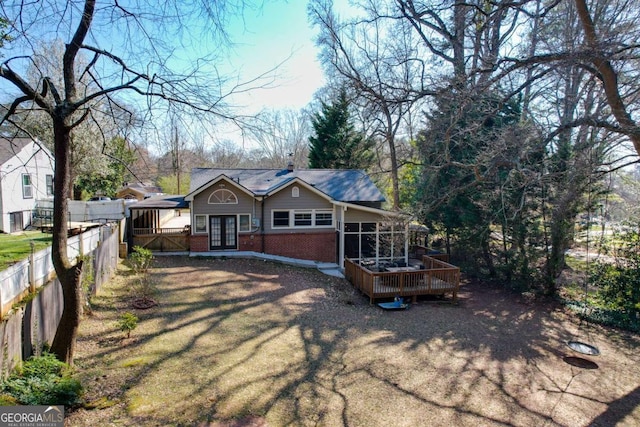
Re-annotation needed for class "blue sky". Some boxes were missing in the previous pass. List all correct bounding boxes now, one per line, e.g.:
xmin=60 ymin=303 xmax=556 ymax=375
xmin=223 ymin=0 xmax=326 ymax=113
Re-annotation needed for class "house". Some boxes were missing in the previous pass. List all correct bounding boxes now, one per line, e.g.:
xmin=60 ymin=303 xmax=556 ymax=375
xmin=185 ymin=166 xmax=409 ymax=268
xmin=116 ymin=182 xmax=164 ymax=200
xmin=0 ymin=138 xmax=54 ymax=233
xmin=127 ymin=195 xmax=191 ymax=252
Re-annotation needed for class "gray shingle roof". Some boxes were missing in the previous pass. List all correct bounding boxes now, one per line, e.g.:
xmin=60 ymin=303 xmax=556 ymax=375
xmin=189 ymin=168 xmax=386 ymax=203
xmin=129 ymin=195 xmax=188 ymax=209
xmin=0 ymin=138 xmax=33 ymax=164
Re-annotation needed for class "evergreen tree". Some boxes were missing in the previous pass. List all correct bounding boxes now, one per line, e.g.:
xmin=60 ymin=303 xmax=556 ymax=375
xmin=417 ymin=88 xmax=545 ymax=283
xmin=308 ymin=91 xmax=374 ymax=169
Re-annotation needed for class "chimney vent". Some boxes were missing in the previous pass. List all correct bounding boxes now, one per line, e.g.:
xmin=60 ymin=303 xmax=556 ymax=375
xmin=287 ymin=153 xmax=294 ymax=172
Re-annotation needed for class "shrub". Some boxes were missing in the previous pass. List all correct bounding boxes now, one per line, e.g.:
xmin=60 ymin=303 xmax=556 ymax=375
xmin=20 ymin=352 xmax=67 ymax=377
xmin=1 ymin=353 xmax=82 ymax=406
xmin=588 ymin=221 xmax=640 ymax=330
xmin=117 ymin=312 xmax=139 ymax=338
xmin=127 ymin=246 xmax=153 ymax=274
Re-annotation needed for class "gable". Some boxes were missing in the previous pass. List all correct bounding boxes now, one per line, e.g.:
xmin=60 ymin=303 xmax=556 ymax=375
xmin=0 ymin=138 xmax=30 ymax=165
xmin=185 ymin=174 xmax=254 ymax=202
xmin=0 ymin=138 xmax=52 ymax=168
xmin=266 ymin=181 xmax=333 ymax=210
xmin=265 ymin=177 xmax=335 ymax=201
xmin=190 ymin=178 xmax=255 ymax=215
xmin=116 ymin=188 xmax=145 ymax=200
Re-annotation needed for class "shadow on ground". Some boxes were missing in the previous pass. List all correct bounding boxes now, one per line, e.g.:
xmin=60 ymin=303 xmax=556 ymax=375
xmin=68 ymin=257 xmax=640 ymax=427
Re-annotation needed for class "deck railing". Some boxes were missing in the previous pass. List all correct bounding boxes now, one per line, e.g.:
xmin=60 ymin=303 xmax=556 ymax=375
xmin=344 ymin=256 xmax=460 ymax=304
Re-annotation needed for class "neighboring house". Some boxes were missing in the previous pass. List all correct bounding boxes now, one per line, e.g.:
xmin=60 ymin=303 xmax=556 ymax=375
xmin=185 ymin=166 xmax=408 ymax=268
xmin=116 ymin=183 xmax=163 ymax=200
xmin=0 ymin=138 xmax=54 ymax=233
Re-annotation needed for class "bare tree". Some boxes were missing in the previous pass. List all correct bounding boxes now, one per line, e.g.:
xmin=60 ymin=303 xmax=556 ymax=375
xmin=0 ymin=0 xmax=273 ymax=363
xmin=1 ymin=40 xmax=137 ymax=198
xmin=309 ymin=0 xmax=430 ymax=209
xmin=574 ymin=0 xmax=640 ymax=155
xmin=316 ymin=0 xmax=640 ymax=291
xmin=209 ymin=139 xmax=247 ymax=168
xmin=245 ymin=108 xmax=311 ymax=169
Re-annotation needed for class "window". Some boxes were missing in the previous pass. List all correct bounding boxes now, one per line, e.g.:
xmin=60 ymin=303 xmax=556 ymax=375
xmin=22 ymin=174 xmax=33 ymax=199
xmin=294 ymin=212 xmax=312 ymax=226
xmin=344 ymin=222 xmax=379 ymax=260
xmin=194 ymin=215 xmax=207 ymax=233
xmin=272 ymin=209 xmax=334 ymax=228
xmin=273 ymin=211 xmax=290 ymax=227
xmin=361 ymin=222 xmax=376 ymax=232
xmin=315 ymin=212 xmax=333 ymax=226
xmin=344 ymin=223 xmax=359 ymax=232
xmin=239 ymin=214 xmax=251 ymax=232
xmin=208 ymin=189 xmax=238 ymax=204
xmin=46 ymin=174 xmax=54 ymax=196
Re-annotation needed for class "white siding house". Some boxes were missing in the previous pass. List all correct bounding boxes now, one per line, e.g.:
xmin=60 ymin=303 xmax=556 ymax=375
xmin=0 ymin=138 xmax=54 ymax=233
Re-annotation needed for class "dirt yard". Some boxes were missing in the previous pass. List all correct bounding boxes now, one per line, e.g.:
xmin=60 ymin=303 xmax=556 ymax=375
xmin=66 ymin=256 xmax=640 ymax=426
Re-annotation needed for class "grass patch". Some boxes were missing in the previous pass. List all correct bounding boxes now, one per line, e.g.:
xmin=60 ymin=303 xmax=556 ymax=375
xmin=565 ymin=255 xmax=588 ymax=272
xmin=0 ymin=231 xmax=52 ymax=271
xmin=118 ymin=356 xmax=153 ymax=368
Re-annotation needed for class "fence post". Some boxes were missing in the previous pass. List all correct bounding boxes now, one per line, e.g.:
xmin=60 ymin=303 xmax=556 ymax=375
xmin=29 ymin=241 xmax=36 ymax=293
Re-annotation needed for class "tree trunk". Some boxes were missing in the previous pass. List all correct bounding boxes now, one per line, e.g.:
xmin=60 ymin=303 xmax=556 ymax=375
xmin=544 ymin=193 xmax=578 ymax=295
xmin=50 ymin=260 xmax=83 ymax=364
xmin=387 ymin=131 xmax=401 ymax=210
xmin=574 ymin=0 xmax=640 ymax=156
xmin=49 ymin=115 xmax=84 ymax=364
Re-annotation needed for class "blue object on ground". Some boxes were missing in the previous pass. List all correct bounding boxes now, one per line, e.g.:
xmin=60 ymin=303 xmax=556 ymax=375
xmin=378 ymin=297 xmax=410 ymax=310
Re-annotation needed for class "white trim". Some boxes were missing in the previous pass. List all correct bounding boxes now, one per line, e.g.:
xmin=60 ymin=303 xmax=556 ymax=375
xmin=271 ymin=209 xmax=335 ymax=229
xmin=194 ymin=215 xmax=208 ymax=233
xmin=338 ymin=205 xmax=346 ymax=268
xmin=207 ymin=188 xmax=238 ymax=204
xmin=238 ymin=213 xmax=252 ymax=232
xmin=342 ymin=219 xmax=409 ymax=266
xmin=185 ymin=174 xmax=254 ymax=201
xmin=332 ymin=200 xmax=409 ymax=218
xmin=22 ymin=174 xmax=33 ymax=199
xmin=45 ymin=174 xmax=54 ymax=196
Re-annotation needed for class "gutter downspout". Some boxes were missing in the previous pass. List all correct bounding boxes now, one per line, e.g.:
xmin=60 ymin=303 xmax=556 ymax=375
xmin=339 ymin=204 xmax=346 ymax=269
xmin=260 ymin=196 xmax=266 ymax=254
xmin=405 ymin=221 xmax=409 ymax=267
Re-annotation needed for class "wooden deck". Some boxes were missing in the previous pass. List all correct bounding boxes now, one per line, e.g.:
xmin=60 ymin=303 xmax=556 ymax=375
xmin=344 ymin=255 xmax=460 ymax=304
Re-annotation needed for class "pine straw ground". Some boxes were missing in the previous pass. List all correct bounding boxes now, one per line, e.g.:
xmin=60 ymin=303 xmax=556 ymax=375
xmin=65 ymin=256 xmax=640 ymax=427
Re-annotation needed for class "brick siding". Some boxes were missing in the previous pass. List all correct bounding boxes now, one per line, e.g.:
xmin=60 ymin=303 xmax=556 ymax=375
xmin=239 ymin=233 xmax=263 ymax=252
xmin=191 ymin=231 xmax=336 ymax=263
xmin=190 ymin=235 xmax=209 ymax=252
xmin=264 ymin=231 xmax=336 ymax=263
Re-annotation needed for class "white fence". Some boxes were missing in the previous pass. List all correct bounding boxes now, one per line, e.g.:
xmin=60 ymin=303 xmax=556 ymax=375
xmin=0 ymin=224 xmax=119 ymax=376
xmin=68 ymin=199 xmax=130 ymax=222
xmin=34 ymin=199 xmax=132 ymax=223
xmin=0 ymin=226 xmax=109 ymax=316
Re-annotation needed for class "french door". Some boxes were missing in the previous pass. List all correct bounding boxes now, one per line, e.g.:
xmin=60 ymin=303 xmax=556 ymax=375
xmin=209 ymin=215 xmax=237 ymax=250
